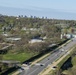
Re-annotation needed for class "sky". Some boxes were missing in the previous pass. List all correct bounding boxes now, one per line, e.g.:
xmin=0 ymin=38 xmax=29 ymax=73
xmin=0 ymin=0 xmax=76 ymax=20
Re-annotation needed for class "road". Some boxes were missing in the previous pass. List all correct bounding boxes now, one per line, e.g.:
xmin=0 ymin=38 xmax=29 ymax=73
xmin=19 ymin=38 xmax=76 ymax=75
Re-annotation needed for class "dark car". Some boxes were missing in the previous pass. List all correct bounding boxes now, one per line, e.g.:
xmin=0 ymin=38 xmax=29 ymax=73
xmin=53 ymin=66 xmax=57 ymax=68
xmin=40 ymin=64 xmax=44 ymax=66
xmin=48 ymin=58 xmax=50 ymax=60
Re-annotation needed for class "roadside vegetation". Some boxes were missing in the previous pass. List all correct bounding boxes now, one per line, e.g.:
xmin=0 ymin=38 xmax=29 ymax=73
xmin=62 ymin=47 xmax=76 ymax=75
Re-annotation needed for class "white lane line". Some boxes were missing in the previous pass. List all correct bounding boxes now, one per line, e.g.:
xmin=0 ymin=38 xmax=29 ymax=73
xmin=29 ymin=68 xmax=39 ymax=75
xmin=44 ymin=60 xmax=49 ymax=64
xmin=43 ymin=53 xmax=59 ymax=64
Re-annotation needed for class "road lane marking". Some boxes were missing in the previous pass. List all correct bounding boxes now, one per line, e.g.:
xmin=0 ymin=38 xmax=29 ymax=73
xmin=44 ymin=60 xmax=49 ymax=64
xmin=29 ymin=68 xmax=39 ymax=75
xmin=44 ymin=53 xmax=60 ymax=65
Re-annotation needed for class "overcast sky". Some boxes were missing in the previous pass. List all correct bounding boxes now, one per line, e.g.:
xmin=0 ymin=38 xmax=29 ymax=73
xmin=0 ymin=0 xmax=76 ymax=19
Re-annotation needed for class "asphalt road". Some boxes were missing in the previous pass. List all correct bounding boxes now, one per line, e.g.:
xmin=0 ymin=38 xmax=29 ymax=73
xmin=19 ymin=38 xmax=76 ymax=75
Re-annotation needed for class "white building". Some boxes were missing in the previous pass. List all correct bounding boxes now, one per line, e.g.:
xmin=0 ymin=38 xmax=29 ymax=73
xmin=29 ymin=39 xmax=44 ymax=43
xmin=22 ymin=27 xmax=27 ymax=31
xmin=73 ymin=34 xmax=76 ymax=38
xmin=2 ymin=33 xmax=8 ymax=36
xmin=6 ymin=38 xmax=21 ymax=41
xmin=66 ymin=34 xmax=72 ymax=39
xmin=60 ymin=34 xmax=63 ymax=39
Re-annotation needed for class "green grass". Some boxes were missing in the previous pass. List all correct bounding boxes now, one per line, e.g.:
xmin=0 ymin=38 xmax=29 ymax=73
xmin=60 ymin=46 xmax=76 ymax=75
xmin=57 ymin=55 xmax=70 ymax=67
xmin=72 ymin=56 xmax=76 ymax=66
xmin=2 ymin=52 xmax=37 ymax=62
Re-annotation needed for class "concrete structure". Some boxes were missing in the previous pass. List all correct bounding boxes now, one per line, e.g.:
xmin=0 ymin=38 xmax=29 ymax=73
xmin=2 ymin=33 xmax=9 ymax=36
xmin=22 ymin=27 xmax=39 ymax=31
xmin=43 ymin=36 xmax=47 ymax=40
xmin=73 ymin=34 xmax=76 ymax=38
xmin=6 ymin=38 xmax=21 ymax=41
xmin=66 ymin=34 xmax=72 ymax=39
xmin=60 ymin=34 xmax=63 ymax=39
xmin=22 ymin=27 xmax=27 ymax=31
xmin=29 ymin=39 xmax=44 ymax=43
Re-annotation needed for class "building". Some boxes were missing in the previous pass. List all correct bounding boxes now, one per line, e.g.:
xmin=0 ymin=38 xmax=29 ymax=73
xmin=6 ymin=37 xmax=21 ymax=41
xmin=29 ymin=39 xmax=44 ymax=43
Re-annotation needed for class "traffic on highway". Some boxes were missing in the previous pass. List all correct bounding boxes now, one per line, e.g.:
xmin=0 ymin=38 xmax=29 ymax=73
xmin=19 ymin=38 xmax=76 ymax=75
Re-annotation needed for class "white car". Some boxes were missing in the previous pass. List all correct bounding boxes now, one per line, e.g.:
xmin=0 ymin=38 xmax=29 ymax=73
xmin=61 ymin=49 xmax=65 ymax=52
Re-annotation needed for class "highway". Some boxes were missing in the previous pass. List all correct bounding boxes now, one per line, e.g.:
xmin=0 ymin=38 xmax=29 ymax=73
xmin=19 ymin=38 xmax=76 ymax=75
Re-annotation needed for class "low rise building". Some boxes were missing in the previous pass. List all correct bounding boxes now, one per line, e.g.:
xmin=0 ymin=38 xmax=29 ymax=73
xmin=29 ymin=39 xmax=44 ymax=43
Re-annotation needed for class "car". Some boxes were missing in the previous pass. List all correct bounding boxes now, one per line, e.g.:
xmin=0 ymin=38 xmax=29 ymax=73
xmin=61 ymin=49 xmax=64 ymax=52
xmin=53 ymin=66 xmax=57 ymax=68
xmin=40 ymin=64 xmax=44 ymax=66
xmin=20 ymin=67 xmax=24 ymax=70
xmin=18 ymin=69 xmax=23 ymax=73
xmin=25 ymin=62 xmax=31 ymax=65
xmin=52 ymin=66 xmax=57 ymax=70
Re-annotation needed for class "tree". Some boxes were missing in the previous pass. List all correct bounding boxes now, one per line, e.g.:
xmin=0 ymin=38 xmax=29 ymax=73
xmin=0 ymin=55 xmax=3 ymax=72
xmin=67 ymin=66 xmax=76 ymax=75
xmin=42 ymin=25 xmax=61 ymax=44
